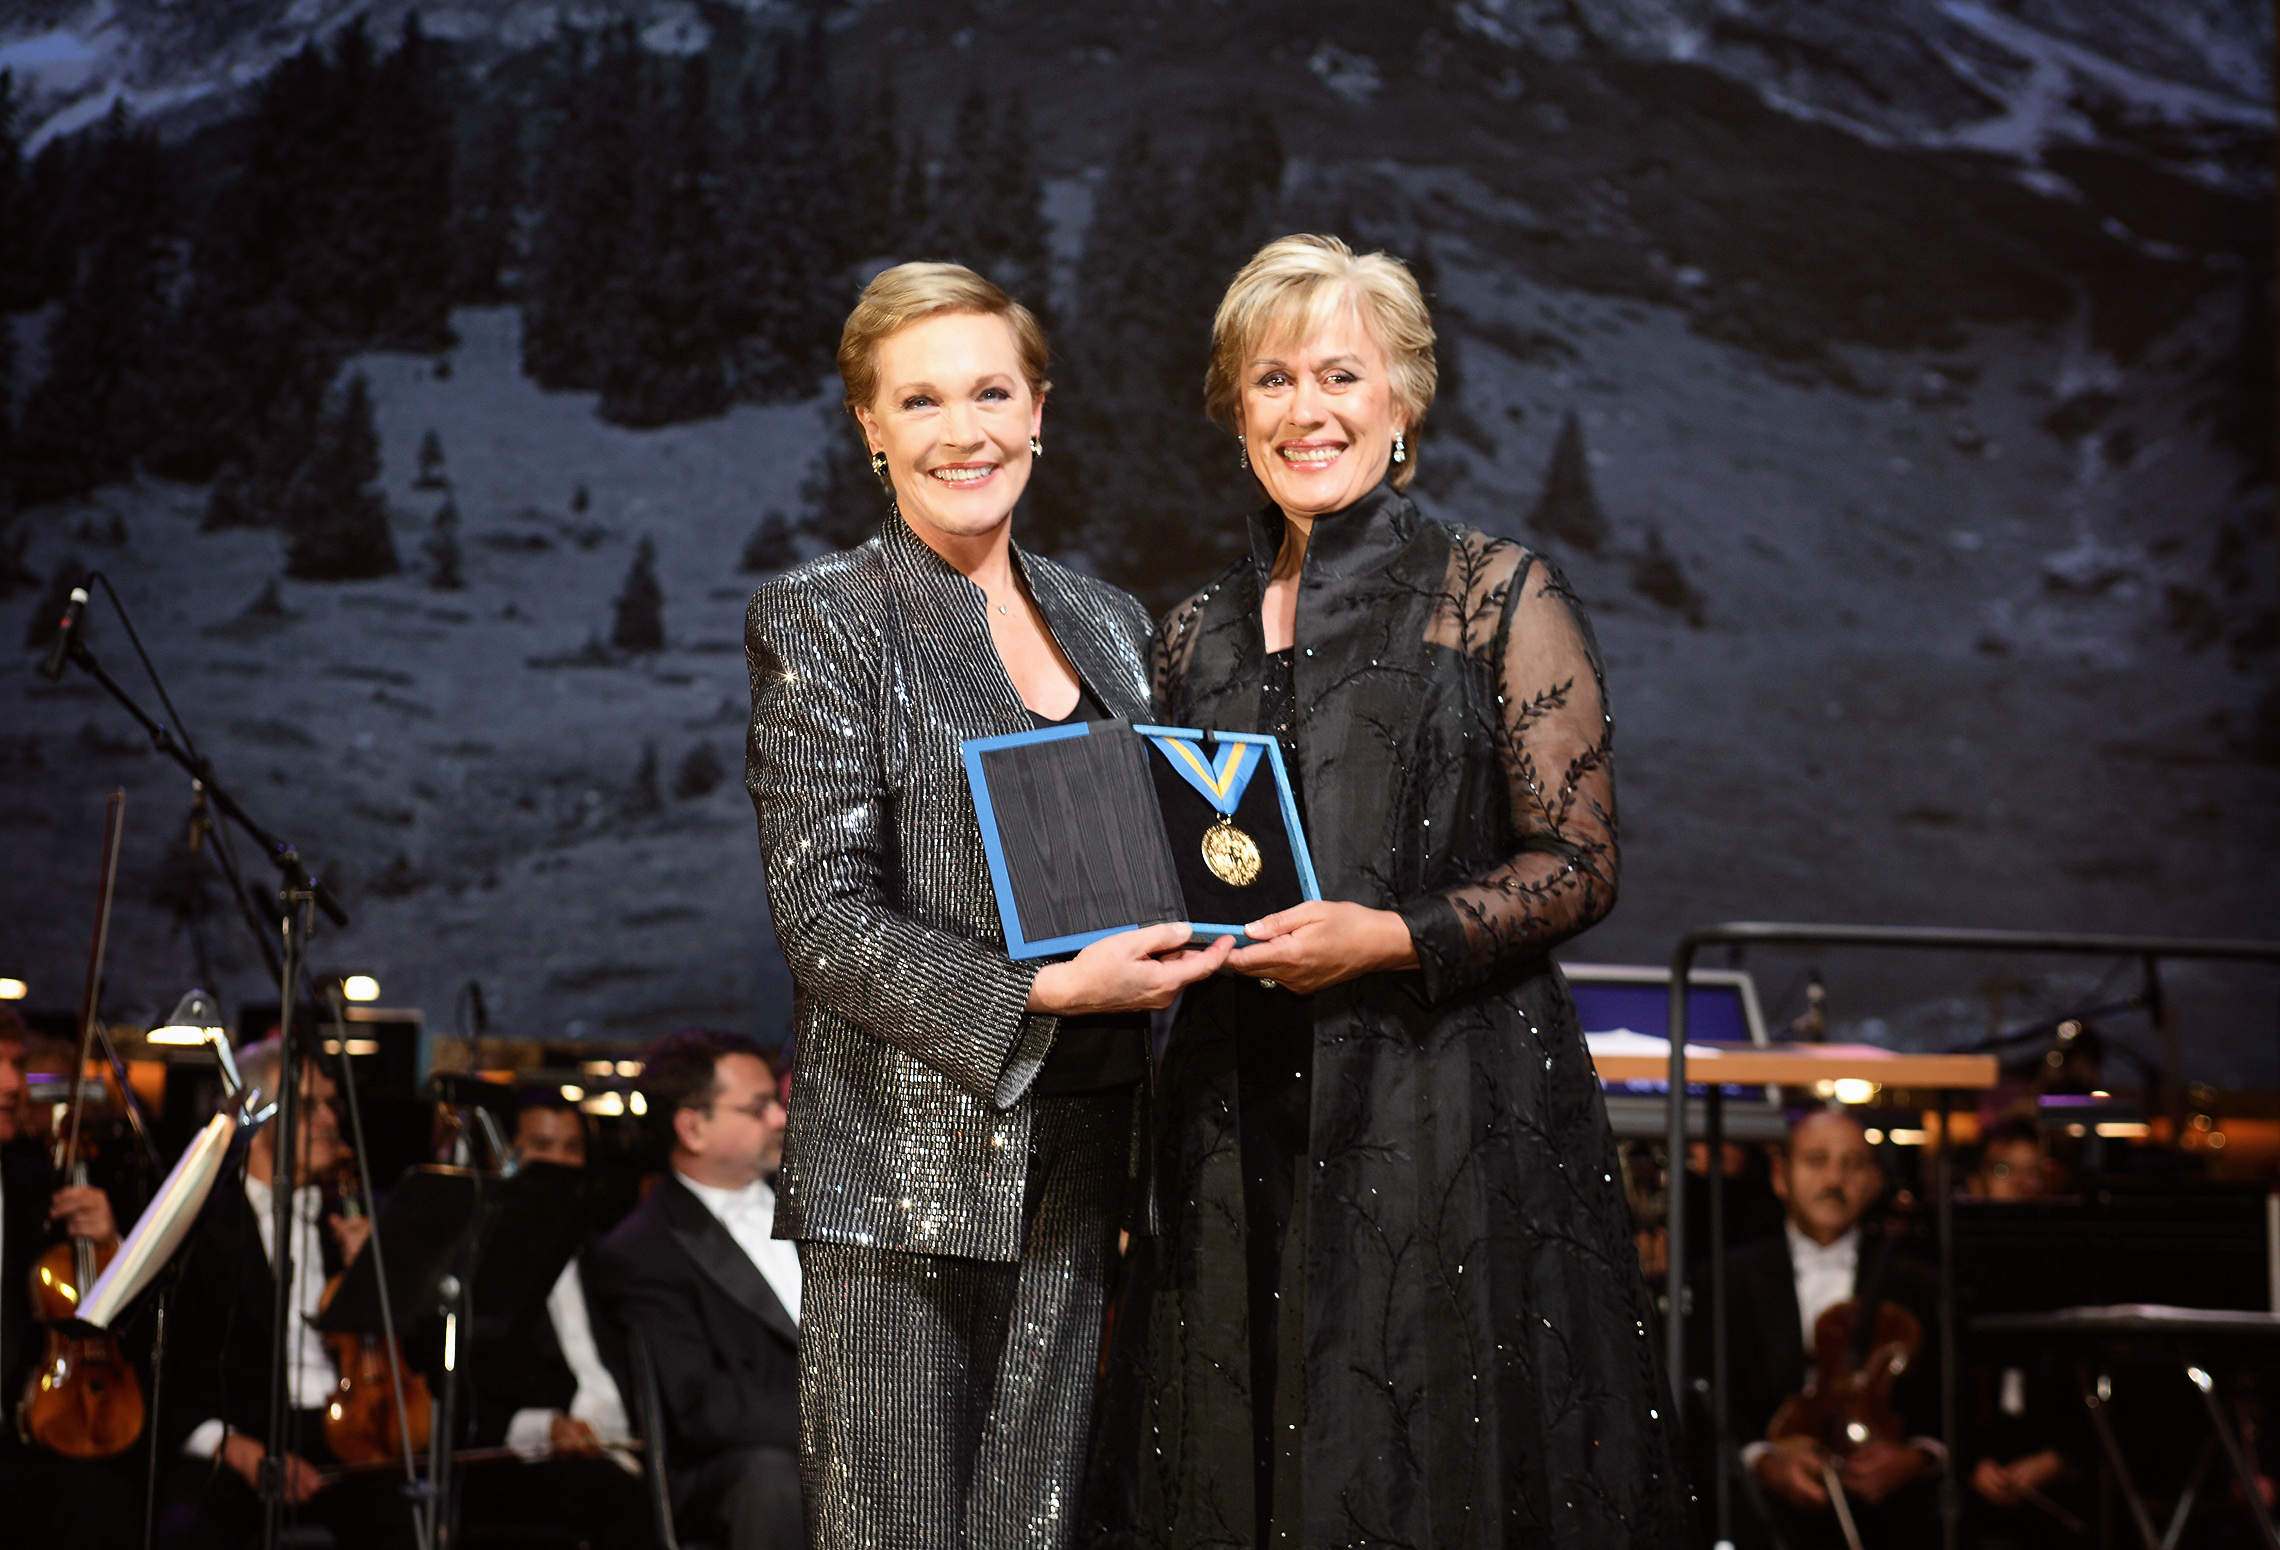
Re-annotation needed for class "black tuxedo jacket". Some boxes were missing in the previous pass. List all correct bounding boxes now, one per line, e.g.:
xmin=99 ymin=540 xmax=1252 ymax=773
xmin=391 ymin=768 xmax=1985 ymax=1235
xmin=584 ymin=1177 xmax=798 ymax=1471
xmin=158 ymin=1170 xmax=343 ymax=1458
xmin=1 ymin=1142 xmax=58 ymax=1401
xmin=1718 ymin=1228 xmax=1944 ymax=1449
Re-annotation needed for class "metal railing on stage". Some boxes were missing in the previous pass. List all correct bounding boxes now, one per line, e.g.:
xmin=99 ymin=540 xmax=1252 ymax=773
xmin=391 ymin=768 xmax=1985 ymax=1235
xmin=1657 ymin=923 xmax=2280 ymax=1550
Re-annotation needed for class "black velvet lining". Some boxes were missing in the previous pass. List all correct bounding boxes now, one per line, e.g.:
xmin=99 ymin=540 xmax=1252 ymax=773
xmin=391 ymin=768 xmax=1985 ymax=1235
xmin=978 ymin=725 xmax=1184 ymax=945
xmin=1147 ymin=742 xmax=1306 ymax=927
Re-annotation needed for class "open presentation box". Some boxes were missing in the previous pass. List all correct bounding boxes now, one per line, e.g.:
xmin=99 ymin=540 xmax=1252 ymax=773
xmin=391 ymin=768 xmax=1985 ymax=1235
xmin=962 ymin=720 xmax=1321 ymax=960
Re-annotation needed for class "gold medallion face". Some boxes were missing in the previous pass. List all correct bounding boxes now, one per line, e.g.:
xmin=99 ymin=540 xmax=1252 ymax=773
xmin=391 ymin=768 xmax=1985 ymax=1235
xmin=1200 ymin=819 xmax=1263 ymax=887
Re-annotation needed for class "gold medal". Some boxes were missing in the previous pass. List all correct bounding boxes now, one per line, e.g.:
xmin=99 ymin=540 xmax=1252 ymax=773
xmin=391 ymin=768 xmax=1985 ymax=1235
xmin=1200 ymin=817 xmax=1263 ymax=887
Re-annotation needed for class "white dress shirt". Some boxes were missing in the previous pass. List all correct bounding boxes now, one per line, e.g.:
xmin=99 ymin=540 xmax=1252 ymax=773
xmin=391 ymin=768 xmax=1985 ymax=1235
xmin=1788 ymin=1221 xmax=1860 ymax=1351
xmin=505 ymin=1258 xmax=634 ymax=1457
xmin=182 ymin=1175 xmax=334 ymax=1460
xmin=674 ymin=1169 xmax=801 ymax=1325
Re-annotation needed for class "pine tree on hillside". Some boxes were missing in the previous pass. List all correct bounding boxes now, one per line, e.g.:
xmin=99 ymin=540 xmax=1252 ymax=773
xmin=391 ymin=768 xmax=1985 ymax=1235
xmin=927 ymin=89 xmax=994 ymax=267
xmin=13 ymin=104 xmax=173 ymax=507
xmin=924 ymin=90 xmax=1048 ymax=309
xmin=740 ymin=509 xmax=797 ymax=573
xmin=0 ymin=307 xmax=14 ymax=517
xmin=723 ymin=32 xmax=843 ymax=399
xmin=142 ymin=27 xmax=358 ymax=486
xmin=283 ymin=372 xmax=398 ymax=580
xmin=523 ymin=25 xmax=644 ymax=390
xmin=894 ymin=131 xmax=932 ymax=254
xmin=354 ymin=14 xmax=457 ymax=350
xmin=0 ymin=71 xmax=32 ymax=315
xmin=0 ymin=80 xmax=15 ymax=511
xmin=415 ymin=429 xmax=448 ymax=488
xmin=422 ymin=498 xmax=463 ymax=590
xmin=612 ymin=536 xmax=665 ymax=651
xmin=1031 ymin=104 xmax=1283 ymax=601
xmin=599 ymin=55 xmax=730 ymax=427
xmin=984 ymin=93 xmax=1051 ymax=309
xmin=1527 ymin=411 xmax=1610 ymax=555
xmin=452 ymin=112 xmax=523 ymax=304
xmin=841 ymin=71 xmax=901 ymax=260
xmin=798 ymin=414 xmax=885 ymax=553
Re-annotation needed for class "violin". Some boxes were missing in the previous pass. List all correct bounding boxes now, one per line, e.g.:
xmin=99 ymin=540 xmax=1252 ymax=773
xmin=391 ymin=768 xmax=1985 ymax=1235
xmin=1764 ymin=1224 xmax=1924 ymax=1547
xmin=1766 ymin=1289 xmax=1923 ymax=1460
xmin=17 ymin=791 xmax=146 ymax=1459
xmin=315 ymin=1158 xmax=432 ymax=1467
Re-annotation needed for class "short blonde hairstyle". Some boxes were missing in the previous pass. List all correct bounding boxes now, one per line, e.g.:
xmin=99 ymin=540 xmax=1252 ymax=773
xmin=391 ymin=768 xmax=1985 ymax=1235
xmin=1205 ymin=235 xmax=1437 ymax=491
xmin=837 ymin=261 xmax=1050 ymax=419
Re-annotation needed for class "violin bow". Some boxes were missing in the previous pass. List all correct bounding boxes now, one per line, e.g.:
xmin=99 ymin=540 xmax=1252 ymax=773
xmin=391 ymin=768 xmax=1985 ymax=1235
xmin=312 ymin=1437 xmax=646 ymax=1487
xmin=1820 ymin=1460 xmax=1867 ymax=1550
xmin=59 ymin=790 xmax=129 ymax=1179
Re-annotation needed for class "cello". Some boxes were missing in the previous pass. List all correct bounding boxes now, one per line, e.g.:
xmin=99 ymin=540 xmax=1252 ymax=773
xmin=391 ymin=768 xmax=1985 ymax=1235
xmin=16 ymin=791 xmax=147 ymax=1459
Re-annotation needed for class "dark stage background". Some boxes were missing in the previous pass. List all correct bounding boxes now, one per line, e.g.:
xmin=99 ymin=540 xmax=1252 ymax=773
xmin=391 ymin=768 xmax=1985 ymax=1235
xmin=1 ymin=0 xmax=2274 ymax=1082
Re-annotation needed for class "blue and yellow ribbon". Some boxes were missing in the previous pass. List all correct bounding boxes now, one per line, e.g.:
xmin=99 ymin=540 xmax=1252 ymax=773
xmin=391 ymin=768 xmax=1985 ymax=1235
xmin=1148 ymin=735 xmax=1259 ymax=816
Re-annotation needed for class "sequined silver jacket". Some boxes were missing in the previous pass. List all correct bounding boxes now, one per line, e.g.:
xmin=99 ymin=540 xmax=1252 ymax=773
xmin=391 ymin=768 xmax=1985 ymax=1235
xmin=745 ymin=513 xmax=1154 ymax=1262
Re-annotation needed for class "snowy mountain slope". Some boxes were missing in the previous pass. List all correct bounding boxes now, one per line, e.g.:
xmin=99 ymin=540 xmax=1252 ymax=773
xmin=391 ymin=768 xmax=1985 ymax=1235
xmin=1 ymin=0 xmax=2273 ymax=1075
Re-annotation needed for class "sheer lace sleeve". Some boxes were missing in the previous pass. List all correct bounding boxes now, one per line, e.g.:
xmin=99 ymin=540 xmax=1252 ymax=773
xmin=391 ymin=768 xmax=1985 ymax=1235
xmin=1399 ymin=540 xmax=1619 ymax=1003
xmin=1151 ymin=580 xmax=1213 ymax=717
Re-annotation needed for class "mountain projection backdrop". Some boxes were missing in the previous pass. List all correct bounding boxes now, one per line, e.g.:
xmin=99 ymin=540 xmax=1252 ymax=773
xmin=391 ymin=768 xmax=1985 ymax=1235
xmin=1 ymin=0 xmax=2274 ymax=1078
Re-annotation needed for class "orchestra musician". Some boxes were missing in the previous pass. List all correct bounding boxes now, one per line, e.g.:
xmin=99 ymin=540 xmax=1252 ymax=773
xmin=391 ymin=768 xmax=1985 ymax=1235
xmin=0 ymin=1008 xmax=141 ymax=1545
xmin=584 ymin=1031 xmax=802 ymax=1550
xmin=1721 ymin=1107 xmax=1943 ymax=1550
xmin=1962 ymin=1117 xmax=2087 ymax=1547
xmin=457 ymin=1087 xmax=657 ymax=1548
xmin=152 ymin=1036 xmax=415 ymax=1550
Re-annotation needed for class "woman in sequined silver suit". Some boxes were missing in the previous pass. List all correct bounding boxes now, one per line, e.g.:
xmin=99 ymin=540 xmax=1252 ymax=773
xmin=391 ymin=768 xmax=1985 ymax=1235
xmin=1082 ymin=237 xmax=1692 ymax=1546
xmin=744 ymin=263 xmax=1231 ymax=1549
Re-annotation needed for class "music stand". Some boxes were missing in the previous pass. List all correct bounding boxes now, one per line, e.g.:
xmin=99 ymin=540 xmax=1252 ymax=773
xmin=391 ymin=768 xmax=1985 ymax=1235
xmin=465 ymin=1161 xmax=587 ymax=1340
xmin=314 ymin=1167 xmax=483 ymax=1342
xmin=79 ymin=1112 xmax=241 ymax=1329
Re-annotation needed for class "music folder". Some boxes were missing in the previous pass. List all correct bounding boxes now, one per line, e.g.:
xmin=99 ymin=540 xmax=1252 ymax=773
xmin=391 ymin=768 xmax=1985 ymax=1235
xmin=962 ymin=720 xmax=1320 ymax=960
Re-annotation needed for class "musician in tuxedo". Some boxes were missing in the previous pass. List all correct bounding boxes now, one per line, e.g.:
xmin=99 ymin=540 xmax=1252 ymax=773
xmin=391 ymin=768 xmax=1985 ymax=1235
xmin=1718 ymin=1107 xmax=1943 ymax=1550
xmin=0 ymin=1009 xmax=141 ymax=1545
xmin=152 ymin=1036 xmax=415 ymax=1550
xmin=457 ymin=1088 xmax=657 ymax=1548
xmin=586 ymin=1031 xmax=802 ymax=1550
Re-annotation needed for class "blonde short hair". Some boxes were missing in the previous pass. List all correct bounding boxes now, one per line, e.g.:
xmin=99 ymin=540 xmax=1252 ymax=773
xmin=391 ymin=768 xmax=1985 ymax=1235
xmin=837 ymin=261 xmax=1050 ymax=420
xmin=1205 ymin=235 xmax=1437 ymax=491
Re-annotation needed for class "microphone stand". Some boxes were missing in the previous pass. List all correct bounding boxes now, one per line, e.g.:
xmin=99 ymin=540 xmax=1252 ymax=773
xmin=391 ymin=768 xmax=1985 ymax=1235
xmin=45 ymin=626 xmax=350 ymax=1550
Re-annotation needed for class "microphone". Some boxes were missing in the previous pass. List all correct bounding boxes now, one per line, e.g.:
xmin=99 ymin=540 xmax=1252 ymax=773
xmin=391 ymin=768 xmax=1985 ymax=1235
xmin=39 ymin=586 xmax=89 ymax=680
xmin=186 ymin=781 xmax=210 ymax=854
xmin=468 ymin=979 xmax=489 ymax=1035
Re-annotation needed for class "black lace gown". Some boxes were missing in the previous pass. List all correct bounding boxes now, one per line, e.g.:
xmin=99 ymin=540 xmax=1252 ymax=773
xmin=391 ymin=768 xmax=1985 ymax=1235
xmin=1083 ymin=483 xmax=1691 ymax=1548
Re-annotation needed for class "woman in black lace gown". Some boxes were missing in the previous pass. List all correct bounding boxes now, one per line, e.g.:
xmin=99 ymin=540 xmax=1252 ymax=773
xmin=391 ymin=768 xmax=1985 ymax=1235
xmin=1084 ymin=236 xmax=1691 ymax=1547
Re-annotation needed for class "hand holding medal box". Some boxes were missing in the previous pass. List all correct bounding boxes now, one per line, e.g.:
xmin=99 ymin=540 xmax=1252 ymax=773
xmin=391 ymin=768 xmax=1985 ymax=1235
xmin=961 ymin=720 xmax=1322 ymax=960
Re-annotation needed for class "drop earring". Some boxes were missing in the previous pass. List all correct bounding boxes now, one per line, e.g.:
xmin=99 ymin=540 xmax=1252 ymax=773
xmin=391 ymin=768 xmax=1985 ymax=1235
xmin=870 ymin=449 xmax=889 ymax=488
xmin=1392 ymin=430 xmax=1407 ymax=465
xmin=1237 ymin=436 xmax=1250 ymax=471
xmin=1029 ymin=435 xmax=1043 ymax=459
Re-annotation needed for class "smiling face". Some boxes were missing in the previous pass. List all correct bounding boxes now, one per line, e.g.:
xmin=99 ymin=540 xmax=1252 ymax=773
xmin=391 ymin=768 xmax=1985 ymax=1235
xmin=1239 ymin=296 xmax=1404 ymax=520
xmin=854 ymin=310 xmax=1043 ymax=556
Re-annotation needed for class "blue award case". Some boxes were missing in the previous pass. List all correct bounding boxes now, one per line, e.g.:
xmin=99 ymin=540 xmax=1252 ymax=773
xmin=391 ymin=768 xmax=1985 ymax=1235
xmin=961 ymin=721 xmax=1322 ymax=961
